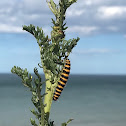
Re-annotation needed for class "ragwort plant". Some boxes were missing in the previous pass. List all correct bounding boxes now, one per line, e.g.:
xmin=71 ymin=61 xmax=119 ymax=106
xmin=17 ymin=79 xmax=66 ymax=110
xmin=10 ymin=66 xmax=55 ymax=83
xmin=11 ymin=0 xmax=80 ymax=126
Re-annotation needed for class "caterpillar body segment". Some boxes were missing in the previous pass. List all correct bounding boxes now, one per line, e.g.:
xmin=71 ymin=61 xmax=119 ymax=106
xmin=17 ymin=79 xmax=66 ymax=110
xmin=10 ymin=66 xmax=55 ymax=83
xmin=53 ymin=59 xmax=71 ymax=101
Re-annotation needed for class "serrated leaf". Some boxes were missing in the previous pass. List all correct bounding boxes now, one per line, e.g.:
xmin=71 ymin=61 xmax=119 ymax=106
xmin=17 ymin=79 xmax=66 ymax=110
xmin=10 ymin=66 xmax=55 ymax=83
xmin=63 ymin=27 xmax=68 ymax=30
xmin=30 ymin=118 xmax=38 ymax=126
xmin=30 ymin=109 xmax=41 ymax=119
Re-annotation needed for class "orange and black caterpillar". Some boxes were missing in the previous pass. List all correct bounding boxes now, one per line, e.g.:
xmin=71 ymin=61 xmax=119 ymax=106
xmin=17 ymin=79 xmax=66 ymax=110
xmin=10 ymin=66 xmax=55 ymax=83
xmin=53 ymin=59 xmax=71 ymax=101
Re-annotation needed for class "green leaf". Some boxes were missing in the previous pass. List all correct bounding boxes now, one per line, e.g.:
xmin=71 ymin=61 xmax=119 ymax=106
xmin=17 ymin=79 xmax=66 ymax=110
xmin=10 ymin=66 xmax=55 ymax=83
xmin=51 ymin=18 xmax=56 ymax=25
xmin=61 ymin=123 xmax=67 ymax=126
xmin=61 ymin=119 xmax=74 ymax=126
xmin=30 ymin=109 xmax=41 ymax=119
xmin=63 ymin=26 xmax=68 ymax=30
xmin=30 ymin=118 xmax=38 ymax=126
xmin=66 ymin=118 xmax=74 ymax=124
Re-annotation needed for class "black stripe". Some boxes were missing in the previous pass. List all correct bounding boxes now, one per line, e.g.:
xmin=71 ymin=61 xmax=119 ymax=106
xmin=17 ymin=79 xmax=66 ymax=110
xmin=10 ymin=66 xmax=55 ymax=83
xmin=61 ymin=74 xmax=68 ymax=79
xmin=63 ymin=69 xmax=70 ymax=74
xmin=58 ymin=83 xmax=65 ymax=87
xmin=60 ymin=77 xmax=67 ymax=83
xmin=55 ymin=90 xmax=61 ymax=94
xmin=66 ymin=59 xmax=70 ymax=62
xmin=66 ymin=63 xmax=70 ymax=65
xmin=53 ymin=97 xmax=56 ymax=100
xmin=57 ymin=86 xmax=63 ymax=91
xmin=53 ymin=59 xmax=71 ymax=101
xmin=58 ymin=81 xmax=65 ymax=86
xmin=54 ymin=93 xmax=60 ymax=97
xmin=66 ymin=63 xmax=70 ymax=66
xmin=58 ymin=83 xmax=65 ymax=88
xmin=53 ymin=97 xmax=58 ymax=101
xmin=65 ymin=66 xmax=70 ymax=70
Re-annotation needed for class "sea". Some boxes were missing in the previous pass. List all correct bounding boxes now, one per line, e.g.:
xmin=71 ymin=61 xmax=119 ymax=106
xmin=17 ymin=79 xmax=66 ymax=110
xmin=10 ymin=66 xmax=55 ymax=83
xmin=0 ymin=74 xmax=126 ymax=126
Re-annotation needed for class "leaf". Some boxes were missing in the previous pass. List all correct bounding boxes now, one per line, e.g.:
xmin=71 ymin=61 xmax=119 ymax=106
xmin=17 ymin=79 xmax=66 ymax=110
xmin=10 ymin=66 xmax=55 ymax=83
xmin=51 ymin=18 xmax=56 ymax=25
xmin=66 ymin=118 xmax=74 ymax=124
xmin=30 ymin=109 xmax=41 ymax=119
xmin=61 ymin=123 xmax=67 ymax=126
xmin=50 ymin=0 xmax=58 ymax=16
xmin=30 ymin=118 xmax=38 ymax=126
xmin=61 ymin=119 xmax=74 ymax=126
xmin=63 ymin=27 xmax=68 ymax=30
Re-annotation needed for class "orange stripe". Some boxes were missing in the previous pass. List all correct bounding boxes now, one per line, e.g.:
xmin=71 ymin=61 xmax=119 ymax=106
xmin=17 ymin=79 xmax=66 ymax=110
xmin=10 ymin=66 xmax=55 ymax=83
xmin=65 ymin=65 xmax=70 ymax=68
xmin=55 ymin=92 xmax=61 ymax=95
xmin=66 ymin=59 xmax=70 ymax=62
xmin=63 ymin=68 xmax=70 ymax=72
xmin=66 ymin=60 xmax=70 ymax=62
xmin=54 ymin=95 xmax=59 ymax=98
xmin=56 ymin=88 xmax=62 ymax=92
xmin=53 ymin=59 xmax=71 ymax=101
xmin=60 ymin=76 xmax=67 ymax=81
xmin=53 ymin=97 xmax=56 ymax=100
xmin=58 ymin=85 xmax=63 ymax=89
xmin=59 ymin=80 xmax=65 ymax=85
xmin=66 ymin=63 xmax=70 ymax=65
xmin=61 ymin=73 xmax=69 ymax=77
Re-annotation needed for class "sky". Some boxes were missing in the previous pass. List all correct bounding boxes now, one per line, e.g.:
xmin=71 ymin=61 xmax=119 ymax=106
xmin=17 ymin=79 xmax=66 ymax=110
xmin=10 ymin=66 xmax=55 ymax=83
xmin=0 ymin=0 xmax=126 ymax=74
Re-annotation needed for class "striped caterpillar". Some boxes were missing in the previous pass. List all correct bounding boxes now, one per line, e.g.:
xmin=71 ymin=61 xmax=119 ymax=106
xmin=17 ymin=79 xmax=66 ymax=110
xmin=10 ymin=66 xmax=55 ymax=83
xmin=53 ymin=59 xmax=71 ymax=101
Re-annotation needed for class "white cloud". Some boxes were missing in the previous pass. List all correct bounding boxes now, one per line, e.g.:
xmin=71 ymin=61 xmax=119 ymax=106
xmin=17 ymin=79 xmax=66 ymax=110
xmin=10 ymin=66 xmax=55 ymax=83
xmin=0 ymin=24 xmax=23 ymax=33
xmin=66 ymin=9 xmax=85 ymax=17
xmin=0 ymin=0 xmax=126 ymax=36
xmin=83 ymin=0 xmax=103 ymax=6
xmin=97 ymin=6 xmax=126 ymax=19
xmin=24 ymin=14 xmax=40 ymax=20
xmin=66 ymin=26 xmax=98 ymax=35
xmin=0 ymin=24 xmax=51 ymax=35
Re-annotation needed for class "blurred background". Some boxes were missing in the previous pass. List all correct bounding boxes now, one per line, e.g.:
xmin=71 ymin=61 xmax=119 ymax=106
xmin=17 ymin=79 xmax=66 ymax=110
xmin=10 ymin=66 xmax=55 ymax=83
xmin=0 ymin=0 xmax=126 ymax=74
xmin=0 ymin=0 xmax=126 ymax=126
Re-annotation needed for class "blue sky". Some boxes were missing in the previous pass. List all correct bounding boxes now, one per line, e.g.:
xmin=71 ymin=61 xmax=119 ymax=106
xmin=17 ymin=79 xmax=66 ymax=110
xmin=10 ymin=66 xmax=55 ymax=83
xmin=0 ymin=0 xmax=126 ymax=74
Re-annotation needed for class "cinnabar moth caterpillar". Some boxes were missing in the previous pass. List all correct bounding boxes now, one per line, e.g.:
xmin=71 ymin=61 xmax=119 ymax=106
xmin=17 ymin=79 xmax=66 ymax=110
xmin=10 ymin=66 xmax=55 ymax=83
xmin=53 ymin=59 xmax=71 ymax=101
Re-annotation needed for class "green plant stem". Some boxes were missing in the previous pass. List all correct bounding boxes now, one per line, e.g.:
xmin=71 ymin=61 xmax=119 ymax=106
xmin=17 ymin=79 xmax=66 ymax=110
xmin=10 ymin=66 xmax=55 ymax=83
xmin=39 ymin=46 xmax=54 ymax=124
xmin=44 ymin=73 xmax=53 ymax=121
xmin=37 ymin=83 xmax=44 ymax=126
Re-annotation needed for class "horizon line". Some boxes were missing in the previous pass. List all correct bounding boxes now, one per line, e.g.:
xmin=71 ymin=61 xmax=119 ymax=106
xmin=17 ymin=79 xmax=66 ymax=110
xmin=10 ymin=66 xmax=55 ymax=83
xmin=0 ymin=73 xmax=126 ymax=76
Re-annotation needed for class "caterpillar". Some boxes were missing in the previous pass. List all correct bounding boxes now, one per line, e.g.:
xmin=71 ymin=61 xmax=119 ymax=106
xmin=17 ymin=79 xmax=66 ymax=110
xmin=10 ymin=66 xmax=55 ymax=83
xmin=53 ymin=59 xmax=71 ymax=101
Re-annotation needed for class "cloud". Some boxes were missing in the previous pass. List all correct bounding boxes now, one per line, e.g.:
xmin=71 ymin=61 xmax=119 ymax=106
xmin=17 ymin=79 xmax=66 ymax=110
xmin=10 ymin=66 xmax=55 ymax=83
xmin=0 ymin=0 xmax=126 ymax=36
xmin=0 ymin=23 xmax=51 ymax=35
xmin=97 ymin=6 xmax=126 ymax=19
xmin=81 ymin=0 xmax=104 ymax=6
xmin=0 ymin=24 xmax=23 ymax=33
xmin=66 ymin=26 xmax=99 ymax=35
xmin=66 ymin=8 xmax=85 ymax=17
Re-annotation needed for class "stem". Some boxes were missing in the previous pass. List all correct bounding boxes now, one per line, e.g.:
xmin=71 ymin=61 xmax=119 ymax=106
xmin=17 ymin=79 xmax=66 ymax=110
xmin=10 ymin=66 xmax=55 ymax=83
xmin=59 ymin=0 xmax=64 ymax=28
xmin=37 ymin=83 xmax=44 ymax=126
xmin=44 ymin=73 xmax=53 ymax=122
xmin=39 ymin=46 xmax=54 ymax=124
